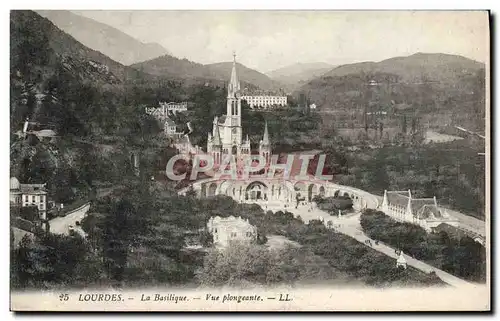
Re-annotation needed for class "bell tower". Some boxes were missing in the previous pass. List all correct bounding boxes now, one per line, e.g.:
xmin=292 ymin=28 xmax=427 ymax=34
xmin=223 ymin=52 xmax=242 ymax=155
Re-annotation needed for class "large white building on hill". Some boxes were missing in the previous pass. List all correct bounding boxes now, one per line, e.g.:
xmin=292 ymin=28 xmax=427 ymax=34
xmin=10 ymin=177 xmax=48 ymax=220
xmin=241 ymin=95 xmax=287 ymax=109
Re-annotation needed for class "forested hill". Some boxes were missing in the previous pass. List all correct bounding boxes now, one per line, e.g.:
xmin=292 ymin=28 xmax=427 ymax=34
xmin=296 ymin=53 xmax=486 ymax=131
xmin=320 ymin=53 xmax=484 ymax=84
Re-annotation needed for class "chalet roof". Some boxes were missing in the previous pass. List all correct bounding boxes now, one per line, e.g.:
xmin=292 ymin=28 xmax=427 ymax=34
xmin=19 ymin=183 xmax=47 ymax=195
xmin=11 ymin=177 xmax=47 ymax=194
xmin=415 ymin=203 xmax=442 ymax=219
xmin=386 ymin=191 xmax=410 ymax=207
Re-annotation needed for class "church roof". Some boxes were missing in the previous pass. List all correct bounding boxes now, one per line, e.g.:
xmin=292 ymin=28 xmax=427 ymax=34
xmin=262 ymin=121 xmax=270 ymax=145
xmin=20 ymin=183 xmax=47 ymax=195
xmin=213 ymin=126 xmax=221 ymax=145
xmin=386 ymin=190 xmax=442 ymax=219
xmin=228 ymin=53 xmax=241 ymax=96
xmin=413 ymin=201 xmax=440 ymax=219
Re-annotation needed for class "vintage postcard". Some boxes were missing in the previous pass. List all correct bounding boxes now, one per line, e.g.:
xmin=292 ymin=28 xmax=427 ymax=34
xmin=9 ymin=10 xmax=490 ymax=311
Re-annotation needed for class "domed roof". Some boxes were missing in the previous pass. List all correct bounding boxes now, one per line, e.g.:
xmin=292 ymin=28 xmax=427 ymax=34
xmin=10 ymin=177 xmax=20 ymax=190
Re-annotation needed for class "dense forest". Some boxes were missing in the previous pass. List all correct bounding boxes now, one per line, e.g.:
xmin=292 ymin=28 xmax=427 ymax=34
xmin=10 ymin=182 xmax=443 ymax=289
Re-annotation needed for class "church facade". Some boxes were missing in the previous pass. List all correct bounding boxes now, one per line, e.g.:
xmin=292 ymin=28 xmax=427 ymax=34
xmin=206 ymin=54 xmax=271 ymax=165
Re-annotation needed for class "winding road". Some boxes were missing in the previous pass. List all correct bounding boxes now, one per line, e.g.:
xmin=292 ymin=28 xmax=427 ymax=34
xmin=264 ymin=202 xmax=477 ymax=288
xmin=48 ymin=186 xmax=119 ymax=235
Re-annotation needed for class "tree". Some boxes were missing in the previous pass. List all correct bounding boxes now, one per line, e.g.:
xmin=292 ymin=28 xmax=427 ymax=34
xmin=19 ymin=206 xmax=39 ymax=222
xmin=196 ymin=242 xmax=270 ymax=286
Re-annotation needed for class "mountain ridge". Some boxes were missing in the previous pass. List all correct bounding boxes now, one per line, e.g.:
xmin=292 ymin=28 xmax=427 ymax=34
xmin=36 ymin=10 xmax=170 ymax=66
xmin=320 ymin=53 xmax=484 ymax=83
xmin=266 ymin=62 xmax=334 ymax=91
xmin=132 ymin=56 xmax=284 ymax=92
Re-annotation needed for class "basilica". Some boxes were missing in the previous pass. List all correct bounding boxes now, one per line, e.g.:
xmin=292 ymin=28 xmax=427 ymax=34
xmin=206 ymin=53 xmax=271 ymax=165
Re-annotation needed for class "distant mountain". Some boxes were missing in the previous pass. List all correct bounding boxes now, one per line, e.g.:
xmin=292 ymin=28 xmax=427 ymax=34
xmin=36 ymin=10 xmax=170 ymax=65
xmin=266 ymin=62 xmax=334 ymax=90
xmin=132 ymin=56 xmax=284 ymax=92
xmin=321 ymin=53 xmax=484 ymax=83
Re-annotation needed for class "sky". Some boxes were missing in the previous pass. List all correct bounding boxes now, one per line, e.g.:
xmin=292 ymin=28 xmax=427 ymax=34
xmin=73 ymin=10 xmax=489 ymax=73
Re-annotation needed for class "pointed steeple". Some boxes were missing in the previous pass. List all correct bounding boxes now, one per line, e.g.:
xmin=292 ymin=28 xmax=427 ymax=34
xmin=262 ymin=120 xmax=269 ymax=145
xmin=213 ymin=126 xmax=221 ymax=146
xmin=228 ymin=52 xmax=240 ymax=97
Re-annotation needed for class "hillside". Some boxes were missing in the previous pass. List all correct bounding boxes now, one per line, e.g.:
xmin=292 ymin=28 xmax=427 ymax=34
xmin=36 ymin=10 xmax=170 ymax=65
xmin=132 ymin=56 xmax=283 ymax=92
xmin=297 ymin=53 xmax=486 ymax=131
xmin=266 ymin=62 xmax=334 ymax=91
xmin=322 ymin=53 xmax=484 ymax=83
xmin=13 ymin=11 xmax=153 ymax=85
xmin=11 ymin=10 xmax=174 ymax=205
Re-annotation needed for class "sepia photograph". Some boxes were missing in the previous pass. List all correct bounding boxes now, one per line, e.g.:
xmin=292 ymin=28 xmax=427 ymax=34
xmin=8 ymin=9 xmax=490 ymax=312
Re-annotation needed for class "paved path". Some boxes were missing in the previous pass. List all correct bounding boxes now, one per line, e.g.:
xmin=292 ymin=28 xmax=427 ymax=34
xmin=48 ymin=186 xmax=120 ymax=235
xmin=49 ymin=203 xmax=90 ymax=235
xmin=441 ymin=207 xmax=486 ymax=237
xmin=263 ymin=203 xmax=474 ymax=288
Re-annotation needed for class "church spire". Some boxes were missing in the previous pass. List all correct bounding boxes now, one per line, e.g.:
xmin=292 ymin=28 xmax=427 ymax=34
xmin=213 ymin=125 xmax=221 ymax=146
xmin=262 ymin=120 xmax=269 ymax=145
xmin=228 ymin=51 xmax=240 ymax=97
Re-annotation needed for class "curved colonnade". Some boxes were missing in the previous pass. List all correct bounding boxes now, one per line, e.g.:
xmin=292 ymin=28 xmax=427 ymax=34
xmin=179 ymin=177 xmax=380 ymax=211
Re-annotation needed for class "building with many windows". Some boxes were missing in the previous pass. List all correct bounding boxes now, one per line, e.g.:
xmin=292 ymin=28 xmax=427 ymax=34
xmin=241 ymin=95 xmax=287 ymax=109
xmin=145 ymin=102 xmax=188 ymax=120
xmin=159 ymin=101 xmax=188 ymax=114
xmin=10 ymin=177 xmax=48 ymax=220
